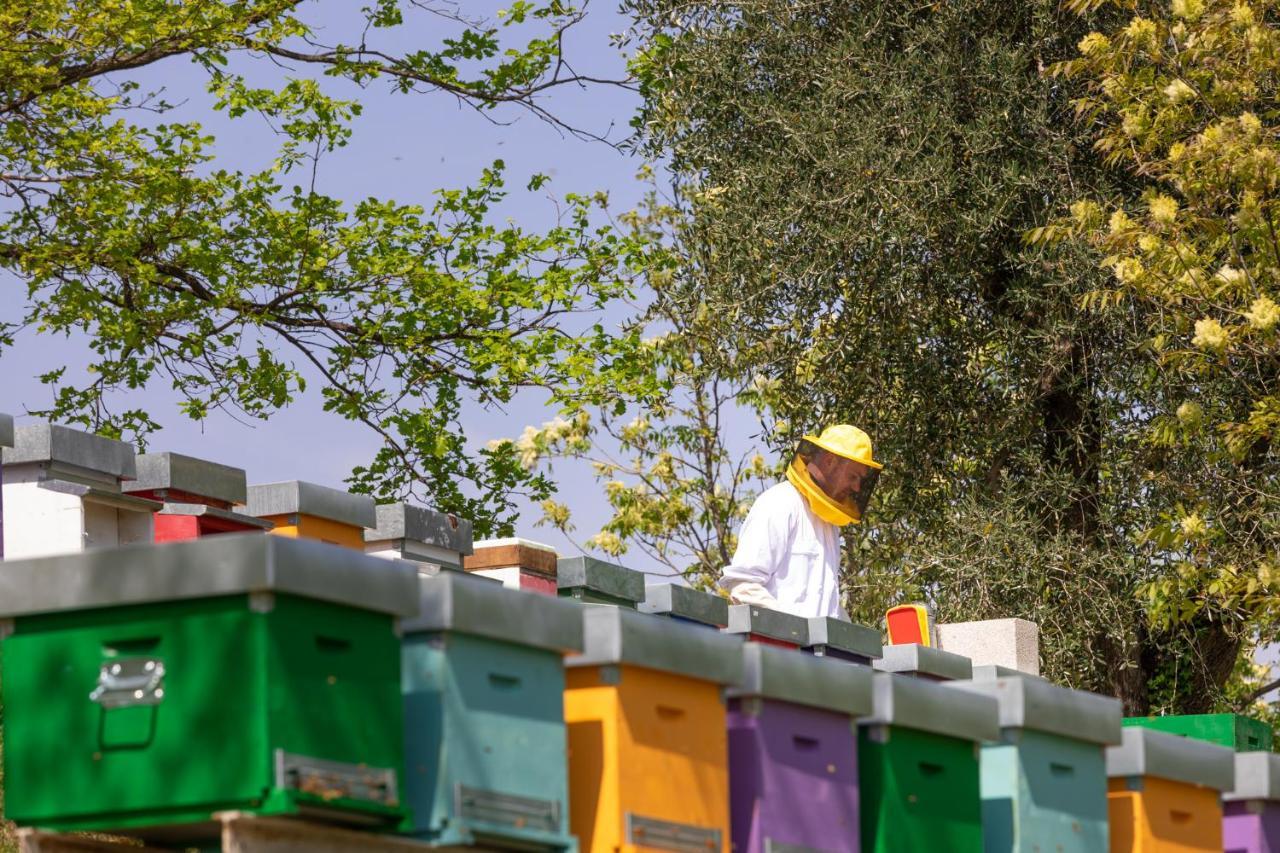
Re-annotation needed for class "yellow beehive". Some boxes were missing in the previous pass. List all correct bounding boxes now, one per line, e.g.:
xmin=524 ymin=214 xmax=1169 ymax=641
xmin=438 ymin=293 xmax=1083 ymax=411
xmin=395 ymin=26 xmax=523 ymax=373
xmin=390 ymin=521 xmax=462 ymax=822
xmin=240 ymin=481 xmax=375 ymax=550
xmin=564 ymin=607 xmax=743 ymax=853
xmin=1106 ymin=727 xmax=1234 ymax=852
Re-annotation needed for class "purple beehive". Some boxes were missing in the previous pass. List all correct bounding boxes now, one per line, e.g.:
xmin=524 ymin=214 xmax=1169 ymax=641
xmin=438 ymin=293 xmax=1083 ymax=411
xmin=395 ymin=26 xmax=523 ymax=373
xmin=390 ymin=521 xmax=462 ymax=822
xmin=1224 ymin=751 xmax=1280 ymax=852
xmin=726 ymin=642 xmax=873 ymax=853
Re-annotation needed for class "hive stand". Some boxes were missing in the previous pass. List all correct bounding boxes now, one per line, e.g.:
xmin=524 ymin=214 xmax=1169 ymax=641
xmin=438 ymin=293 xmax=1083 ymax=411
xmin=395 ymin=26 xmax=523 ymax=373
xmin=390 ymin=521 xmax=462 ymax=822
xmin=1224 ymin=751 xmax=1280 ymax=852
xmin=858 ymin=671 xmax=999 ymax=852
xmin=17 ymin=812 xmax=464 ymax=852
xmin=804 ymin=616 xmax=883 ymax=664
xmin=726 ymin=643 xmax=873 ymax=853
xmin=564 ymin=606 xmax=744 ymax=853
xmin=239 ymin=481 xmax=376 ymax=550
xmin=1123 ymin=712 xmax=1273 ymax=752
xmin=463 ymin=537 xmax=559 ymax=594
xmin=872 ymin=642 xmax=972 ymax=681
xmin=638 ymin=583 xmax=729 ymax=628
xmin=947 ymin=676 xmax=1122 ymax=852
xmin=365 ymin=503 xmax=473 ymax=574
xmin=724 ymin=604 xmax=810 ymax=649
xmin=0 ymin=412 xmax=13 ymax=558
xmin=1105 ymin=726 xmax=1236 ymax=852
xmin=0 ymin=536 xmax=419 ymax=840
xmin=123 ymin=452 xmax=270 ymax=541
xmin=400 ymin=572 xmax=584 ymax=850
xmin=1 ymin=422 xmax=159 ymax=560
xmin=556 ymin=555 xmax=647 ymax=607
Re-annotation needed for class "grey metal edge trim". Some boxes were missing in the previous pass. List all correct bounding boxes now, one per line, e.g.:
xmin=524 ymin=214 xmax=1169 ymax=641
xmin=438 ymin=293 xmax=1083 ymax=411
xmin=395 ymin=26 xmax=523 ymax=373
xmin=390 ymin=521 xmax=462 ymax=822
xmin=727 ymin=641 xmax=872 ymax=716
xmin=1106 ymin=727 xmax=1236 ymax=790
xmin=124 ymin=452 xmax=248 ymax=505
xmin=724 ymin=604 xmax=810 ymax=645
xmin=403 ymin=572 xmax=584 ymax=652
xmin=1226 ymin=752 xmax=1280 ymax=802
xmin=566 ymin=606 xmax=744 ymax=685
xmin=241 ymin=481 xmax=376 ymax=528
xmin=158 ymin=503 xmax=275 ymax=529
xmin=364 ymin=502 xmax=474 ymax=555
xmin=638 ymin=584 xmax=729 ymax=627
xmin=2 ymin=422 xmax=136 ymax=479
xmin=872 ymin=643 xmax=972 ymax=680
xmin=970 ymin=664 xmax=1047 ymax=682
xmin=945 ymin=677 xmax=1121 ymax=745
xmin=556 ymin=556 xmax=646 ymax=603
xmin=805 ymin=616 xmax=883 ymax=659
xmin=0 ymin=534 xmax=420 ymax=619
xmin=860 ymin=671 xmax=999 ymax=742
xmin=38 ymin=480 xmax=162 ymax=512
xmin=0 ymin=412 xmax=12 ymax=449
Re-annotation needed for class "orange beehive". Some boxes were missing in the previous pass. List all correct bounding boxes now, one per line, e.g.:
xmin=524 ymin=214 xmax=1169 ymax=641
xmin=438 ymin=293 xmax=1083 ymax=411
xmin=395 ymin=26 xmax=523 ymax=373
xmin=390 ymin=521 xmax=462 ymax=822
xmin=564 ymin=606 xmax=743 ymax=853
xmin=1105 ymin=727 xmax=1235 ymax=852
xmin=240 ymin=481 xmax=376 ymax=550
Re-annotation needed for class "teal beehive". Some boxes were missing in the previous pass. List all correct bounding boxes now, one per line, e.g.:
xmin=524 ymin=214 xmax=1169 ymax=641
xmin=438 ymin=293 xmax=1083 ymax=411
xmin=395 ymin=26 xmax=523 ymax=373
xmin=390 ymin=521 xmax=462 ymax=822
xmin=401 ymin=572 xmax=584 ymax=849
xmin=947 ymin=675 xmax=1122 ymax=853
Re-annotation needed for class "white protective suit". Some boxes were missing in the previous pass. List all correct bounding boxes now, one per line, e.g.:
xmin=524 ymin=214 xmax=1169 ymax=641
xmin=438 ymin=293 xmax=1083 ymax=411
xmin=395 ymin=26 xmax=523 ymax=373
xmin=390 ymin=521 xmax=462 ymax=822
xmin=718 ymin=480 xmax=847 ymax=619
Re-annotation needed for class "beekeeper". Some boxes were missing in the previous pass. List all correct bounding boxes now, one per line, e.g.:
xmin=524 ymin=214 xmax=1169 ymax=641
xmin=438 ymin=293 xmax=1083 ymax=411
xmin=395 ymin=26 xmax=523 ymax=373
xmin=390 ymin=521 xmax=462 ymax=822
xmin=719 ymin=424 xmax=882 ymax=619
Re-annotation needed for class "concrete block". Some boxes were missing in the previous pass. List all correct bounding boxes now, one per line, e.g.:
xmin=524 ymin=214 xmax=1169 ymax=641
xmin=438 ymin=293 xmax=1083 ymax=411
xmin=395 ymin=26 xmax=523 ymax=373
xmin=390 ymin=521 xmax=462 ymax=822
xmin=123 ymin=452 xmax=247 ymax=506
xmin=464 ymin=537 xmax=558 ymax=575
xmin=0 ymin=413 xmax=13 ymax=448
xmin=365 ymin=502 xmax=473 ymax=555
xmin=2 ymin=422 xmax=136 ymax=484
xmin=241 ymin=481 xmax=376 ymax=529
xmin=937 ymin=618 xmax=1040 ymax=676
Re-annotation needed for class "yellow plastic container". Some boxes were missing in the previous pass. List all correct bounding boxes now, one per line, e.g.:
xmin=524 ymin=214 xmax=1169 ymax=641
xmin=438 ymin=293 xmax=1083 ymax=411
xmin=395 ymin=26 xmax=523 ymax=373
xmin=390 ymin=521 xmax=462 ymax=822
xmin=564 ymin=607 xmax=743 ymax=853
xmin=1106 ymin=727 xmax=1234 ymax=852
xmin=241 ymin=481 xmax=375 ymax=550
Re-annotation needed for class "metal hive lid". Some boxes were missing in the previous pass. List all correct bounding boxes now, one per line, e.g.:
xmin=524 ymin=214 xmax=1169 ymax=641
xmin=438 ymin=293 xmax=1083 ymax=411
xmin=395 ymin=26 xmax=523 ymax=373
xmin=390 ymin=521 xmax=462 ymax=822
xmin=556 ymin=556 xmax=646 ymax=603
xmin=0 ymin=534 xmax=419 ymax=619
xmin=403 ymin=571 xmax=584 ymax=652
xmin=805 ymin=616 xmax=883 ymax=659
xmin=566 ymin=606 xmax=744 ymax=685
xmin=729 ymin=641 xmax=872 ymax=716
xmin=0 ymin=413 xmax=12 ymax=449
xmin=2 ymin=422 xmax=136 ymax=481
xmin=971 ymin=664 xmax=1047 ymax=682
xmin=241 ymin=481 xmax=376 ymax=529
xmin=1226 ymin=752 xmax=1280 ymax=802
xmin=638 ymin=584 xmax=729 ymax=627
xmin=156 ymin=503 xmax=274 ymax=529
xmin=365 ymin=502 xmax=474 ymax=555
xmin=123 ymin=452 xmax=248 ymax=505
xmin=1106 ymin=727 xmax=1235 ymax=791
xmin=945 ymin=677 xmax=1121 ymax=745
xmin=724 ymin=604 xmax=810 ymax=645
xmin=873 ymin=643 xmax=972 ymax=681
xmin=861 ymin=671 xmax=999 ymax=743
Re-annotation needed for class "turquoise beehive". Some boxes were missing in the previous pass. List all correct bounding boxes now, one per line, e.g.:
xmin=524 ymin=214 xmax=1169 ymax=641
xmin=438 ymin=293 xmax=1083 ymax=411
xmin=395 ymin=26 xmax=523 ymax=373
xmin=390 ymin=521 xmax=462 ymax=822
xmin=401 ymin=572 xmax=584 ymax=849
xmin=947 ymin=675 xmax=1122 ymax=853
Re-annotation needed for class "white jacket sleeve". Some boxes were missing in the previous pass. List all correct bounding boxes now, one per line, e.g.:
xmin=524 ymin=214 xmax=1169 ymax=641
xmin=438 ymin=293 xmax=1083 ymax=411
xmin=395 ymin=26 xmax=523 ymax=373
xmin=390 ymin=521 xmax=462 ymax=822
xmin=718 ymin=489 xmax=793 ymax=596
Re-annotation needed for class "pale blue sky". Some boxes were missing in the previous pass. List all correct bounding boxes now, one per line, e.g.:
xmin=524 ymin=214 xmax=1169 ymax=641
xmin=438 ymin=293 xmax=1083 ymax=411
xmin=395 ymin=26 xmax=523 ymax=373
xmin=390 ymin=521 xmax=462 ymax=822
xmin=0 ymin=2 xmax=765 ymax=571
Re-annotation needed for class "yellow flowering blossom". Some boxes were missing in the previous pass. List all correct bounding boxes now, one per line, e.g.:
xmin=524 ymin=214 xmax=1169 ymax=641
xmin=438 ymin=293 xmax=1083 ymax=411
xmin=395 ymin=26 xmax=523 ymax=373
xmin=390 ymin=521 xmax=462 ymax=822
xmin=1164 ymin=79 xmax=1196 ymax=103
xmin=1245 ymin=295 xmax=1280 ymax=330
xmin=1192 ymin=317 xmax=1229 ymax=351
xmin=1125 ymin=17 xmax=1158 ymax=45
xmin=1180 ymin=513 xmax=1207 ymax=538
xmin=1148 ymin=194 xmax=1179 ymax=224
xmin=1171 ymin=0 xmax=1204 ymax=19
xmin=1109 ymin=209 xmax=1134 ymax=234
xmin=1113 ymin=258 xmax=1145 ymax=283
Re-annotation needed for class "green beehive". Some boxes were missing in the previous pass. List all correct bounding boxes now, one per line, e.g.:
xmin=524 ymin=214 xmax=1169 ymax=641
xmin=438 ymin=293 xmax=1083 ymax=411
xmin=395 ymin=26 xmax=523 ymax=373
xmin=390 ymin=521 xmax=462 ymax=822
xmin=858 ymin=671 xmax=998 ymax=852
xmin=949 ymin=675 xmax=1122 ymax=852
xmin=1123 ymin=713 xmax=1273 ymax=752
xmin=556 ymin=555 xmax=645 ymax=607
xmin=401 ymin=571 xmax=584 ymax=849
xmin=0 ymin=534 xmax=418 ymax=839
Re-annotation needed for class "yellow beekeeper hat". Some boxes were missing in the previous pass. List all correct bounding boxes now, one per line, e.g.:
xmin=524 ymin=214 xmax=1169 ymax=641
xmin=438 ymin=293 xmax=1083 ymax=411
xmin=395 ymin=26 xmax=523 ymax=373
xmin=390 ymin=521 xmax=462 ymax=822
xmin=802 ymin=424 xmax=883 ymax=470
